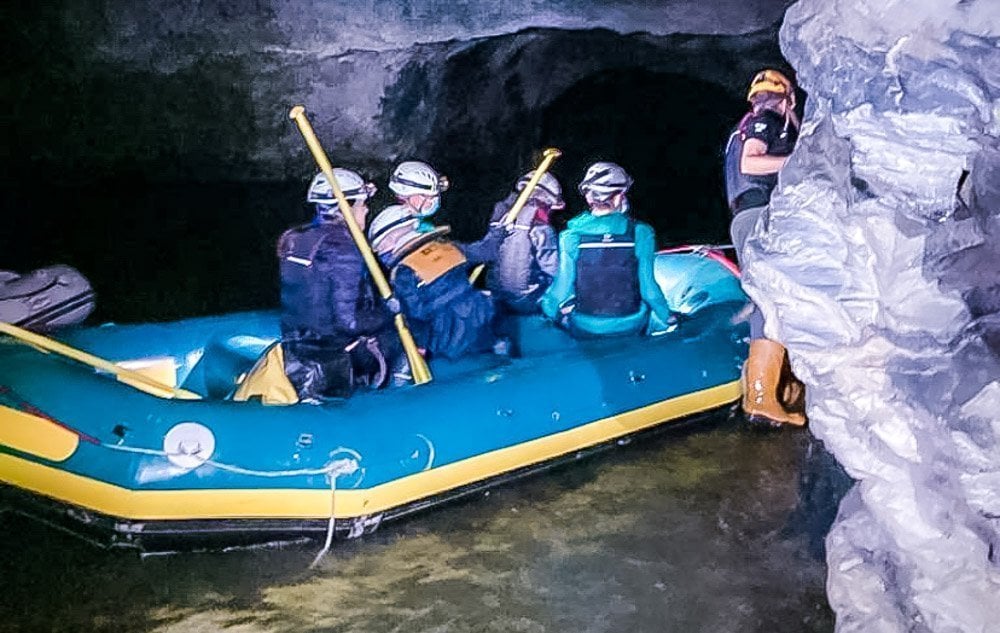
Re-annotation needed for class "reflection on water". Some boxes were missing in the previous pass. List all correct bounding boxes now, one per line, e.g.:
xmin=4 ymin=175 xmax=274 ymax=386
xmin=0 ymin=415 xmax=847 ymax=633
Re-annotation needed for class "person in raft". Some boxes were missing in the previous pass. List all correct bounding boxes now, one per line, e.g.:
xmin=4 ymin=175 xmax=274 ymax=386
xmin=386 ymin=160 xmax=450 ymax=233
xmin=368 ymin=205 xmax=499 ymax=360
xmin=458 ymin=170 xmax=562 ymax=314
xmin=722 ymin=68 xmax=806 ymax=428
xmin=273 ymin=169 xmax=400 ymax=402
xmin=539 ymin=161 xmax=676 ymax=338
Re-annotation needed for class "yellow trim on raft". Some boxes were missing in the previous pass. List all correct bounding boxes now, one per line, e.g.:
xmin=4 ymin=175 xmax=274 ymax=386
xmin=0 ymin=405 xmax=80 ymax=462
xmin=0 ymin=381 xmax=739 ymax=521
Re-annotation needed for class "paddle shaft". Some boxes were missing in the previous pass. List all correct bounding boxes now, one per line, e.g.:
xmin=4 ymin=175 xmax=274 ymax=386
xmin=0 ymin=321 xmax=201 ymax=400
xmin=470 ymin=147 xmax=563 ymax=284
xmin=288 ymin=106 xmax=432 ymax=385
xmin=501 ymin=147 xmax=562 ymax=226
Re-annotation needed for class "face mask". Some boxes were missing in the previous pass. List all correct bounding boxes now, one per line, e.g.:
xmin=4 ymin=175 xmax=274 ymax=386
xmin=417 ymin=196 xmax=441 ymax=218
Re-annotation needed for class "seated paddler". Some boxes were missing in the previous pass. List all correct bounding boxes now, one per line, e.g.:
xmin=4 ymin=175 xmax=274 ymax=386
xmin=368 ymin=205 xmax=499 ymax=360
xmin=540 ymin=161 xmax=676 ymax=338
xmin=458 ymin=170 xmax=562 ymax=314
xmin=387 ymin=160 xmax=450 ymax=233
xmin=237 ymin=168 xmax=400 ymax=404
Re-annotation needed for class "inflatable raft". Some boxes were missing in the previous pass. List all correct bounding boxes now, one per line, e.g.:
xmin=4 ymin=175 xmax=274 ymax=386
xmin=0 ymin=249 xmax=747 ymax=552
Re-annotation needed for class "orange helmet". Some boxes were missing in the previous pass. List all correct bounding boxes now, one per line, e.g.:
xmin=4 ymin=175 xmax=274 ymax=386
xmin=747 ymin=69 xmax=794 ymax=101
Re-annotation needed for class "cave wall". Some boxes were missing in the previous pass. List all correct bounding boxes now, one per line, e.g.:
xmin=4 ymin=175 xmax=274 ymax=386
xmin=744 ymin=0 xmax=1000 ymax=630
xmin=2 ymin=0 xmax=794 ymax=186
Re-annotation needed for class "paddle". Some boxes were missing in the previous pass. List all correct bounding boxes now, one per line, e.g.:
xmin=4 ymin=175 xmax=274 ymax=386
xmin=289 ymin=105 xmax=432 ymax=385
xmin=469 ymin=147 xmax=562 ymax=283
xmin=0 ymin=321 xmax=201 ymax=400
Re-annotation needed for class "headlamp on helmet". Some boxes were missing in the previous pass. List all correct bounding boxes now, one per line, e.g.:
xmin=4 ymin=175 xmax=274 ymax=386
xmin=388 ymin=161 xmax=450 ymax=197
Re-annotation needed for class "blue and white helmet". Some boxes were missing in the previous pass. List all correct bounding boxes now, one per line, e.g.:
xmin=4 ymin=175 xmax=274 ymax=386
xmin=368 ymin=205 xmax=420 ymax=250
xmin=388 ymin=161 xmax=450 ymax=197
xmin=578 ymin=162 xmax=633 ymax=201
xmin=307 ymin=169 xmax=377 ymax=205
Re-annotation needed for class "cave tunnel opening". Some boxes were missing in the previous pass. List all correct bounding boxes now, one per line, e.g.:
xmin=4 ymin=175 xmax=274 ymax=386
xmin=539 ymin=68 xmax=746 ymax=242
xmin=428 ymin=64 xmax=749 ymax=248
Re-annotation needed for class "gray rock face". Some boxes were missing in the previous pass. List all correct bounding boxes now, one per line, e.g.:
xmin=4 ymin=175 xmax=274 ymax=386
xmin=744 ymin=0 xmax=1000 ymax=630
xmin=7 ymin=0 xmax=794 ymax=184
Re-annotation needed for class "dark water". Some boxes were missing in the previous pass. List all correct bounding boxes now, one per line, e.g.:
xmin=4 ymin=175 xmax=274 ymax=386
xmin=0 ymin=417 xmax=844 ymax=633
xmin=1 ymin=183 xmax=848 ymax=631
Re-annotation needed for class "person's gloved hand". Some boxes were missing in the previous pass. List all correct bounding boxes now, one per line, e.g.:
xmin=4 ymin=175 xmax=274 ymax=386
xmin=487 ymin=223 xmax=510 ymax=242
xmin=384 ymin=296 xmax=402 ymax=315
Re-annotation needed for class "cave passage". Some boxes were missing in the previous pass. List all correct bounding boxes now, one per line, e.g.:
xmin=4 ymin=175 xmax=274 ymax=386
xmin=431 ymin=66 xmax=746 ymax=246
xmin=540 ymin=69 xmax=746 ymax=241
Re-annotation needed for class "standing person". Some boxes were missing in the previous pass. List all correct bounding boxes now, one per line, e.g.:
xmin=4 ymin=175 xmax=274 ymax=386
xmin=723 ymin=68 xmax=806 ymax=427
xmin=459 ymin=170 xmax=562 ymax=313
xmin=386 ymin=160 xmax=450 ymax=233
xmin=540 ymin=162 xmax=675 ymax=338
xmin=368 ymin=206 xmax=499 ymax=360
xmin=264 ymin=168 xmax=399 ymax=403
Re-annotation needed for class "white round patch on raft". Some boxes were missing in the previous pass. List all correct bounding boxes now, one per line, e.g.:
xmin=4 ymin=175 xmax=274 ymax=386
xmin=163 ymin=422 xmax=215 ymax=470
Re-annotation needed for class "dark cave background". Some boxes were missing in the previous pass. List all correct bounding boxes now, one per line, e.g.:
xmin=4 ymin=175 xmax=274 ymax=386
xmin=1 ymin=5 xmax=792 ymax=323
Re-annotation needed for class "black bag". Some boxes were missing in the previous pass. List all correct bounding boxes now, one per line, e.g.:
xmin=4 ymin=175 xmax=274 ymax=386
xmin=282 ymin=335 xmax=389 ymax=401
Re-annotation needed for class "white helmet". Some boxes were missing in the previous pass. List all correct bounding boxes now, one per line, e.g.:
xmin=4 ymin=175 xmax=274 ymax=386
xmin=307 ymin=169 xmax=377 ymax=204
xmin=389 ymin=161 xmax=450 ymax=197
xmin=517 ymin=171 xmax=564 ymax=208
xmin=578 ymin=162 xmax=633 ymax=200
xmin=368 ymin=205 xmax=420 ymax=250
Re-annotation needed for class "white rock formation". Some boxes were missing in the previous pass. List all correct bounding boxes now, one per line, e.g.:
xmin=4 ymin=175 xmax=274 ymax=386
xmin=744 ymin=0 xmax=1000 ymax=630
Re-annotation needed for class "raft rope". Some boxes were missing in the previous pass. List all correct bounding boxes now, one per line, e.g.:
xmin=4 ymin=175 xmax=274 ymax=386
xmin=100 ymin=441 xmax=359 ymax=565
xmin=101 ymin=441 xmax=359 ymax=479
xmin=310 ymin=473 xmax=339 ymax=569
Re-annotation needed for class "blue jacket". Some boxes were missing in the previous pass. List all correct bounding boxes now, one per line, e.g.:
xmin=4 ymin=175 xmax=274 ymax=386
xmin=278 ymin=215 xmax=391 ymax=342
xmin=386 ymin=239 xmax=496 ymax=359
xmin=540 ymin=212 xmax=673 ymax=336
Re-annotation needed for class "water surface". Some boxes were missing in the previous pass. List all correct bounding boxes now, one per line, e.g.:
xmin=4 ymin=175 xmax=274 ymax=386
xmin=0 ymin=416 xmax=844 ymax=633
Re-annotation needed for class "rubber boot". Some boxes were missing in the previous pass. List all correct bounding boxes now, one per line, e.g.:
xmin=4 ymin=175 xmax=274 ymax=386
xmin=780 ymin=365 xmax=807 ymax=418
xmin=741 ymin=339 xmax=807 ymax=428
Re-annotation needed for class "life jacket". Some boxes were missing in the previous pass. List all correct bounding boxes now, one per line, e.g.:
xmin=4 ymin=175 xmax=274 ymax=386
xmin=391 ymin=228 xmax=468 ymax=288
xmin=723 ymin=110 xmax=795 ymax=215
xmin=574 ymin=220 xmax=641 ymax=318
xmin=387 ymin=228 xmax=497 ymax=358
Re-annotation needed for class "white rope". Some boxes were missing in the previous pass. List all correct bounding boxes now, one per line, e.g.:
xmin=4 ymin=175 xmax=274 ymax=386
xmin=309 ymin=473 xmax=339 ymax=569
xmin=101 ymin=442 xmax=359 ymax=479
xmin=101 ymin=441 xmax=358 ymax=565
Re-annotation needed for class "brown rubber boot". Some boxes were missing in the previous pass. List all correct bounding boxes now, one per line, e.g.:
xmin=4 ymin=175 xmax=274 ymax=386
xmin=741 ymin=339 xmax=807 ymax=428
xmin=780 ymin=363 xmax=807 ymax=418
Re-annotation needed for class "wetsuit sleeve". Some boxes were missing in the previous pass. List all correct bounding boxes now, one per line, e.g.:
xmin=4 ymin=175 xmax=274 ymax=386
xmin=634 ymin=223 xmax=674 ymax=324
xmin=530 ymin=224 xmax=559 ymax=279
xmin=539 ymin=229 xmax=579 ymax=320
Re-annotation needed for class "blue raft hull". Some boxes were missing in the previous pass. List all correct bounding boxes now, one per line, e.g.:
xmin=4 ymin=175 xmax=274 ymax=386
xmin=0 ymin=251 xmax=748 ymax=552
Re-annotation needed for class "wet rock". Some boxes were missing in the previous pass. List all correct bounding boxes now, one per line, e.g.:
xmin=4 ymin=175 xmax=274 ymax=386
xmin=742 ymin=0 xmax=1000 ymax=630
